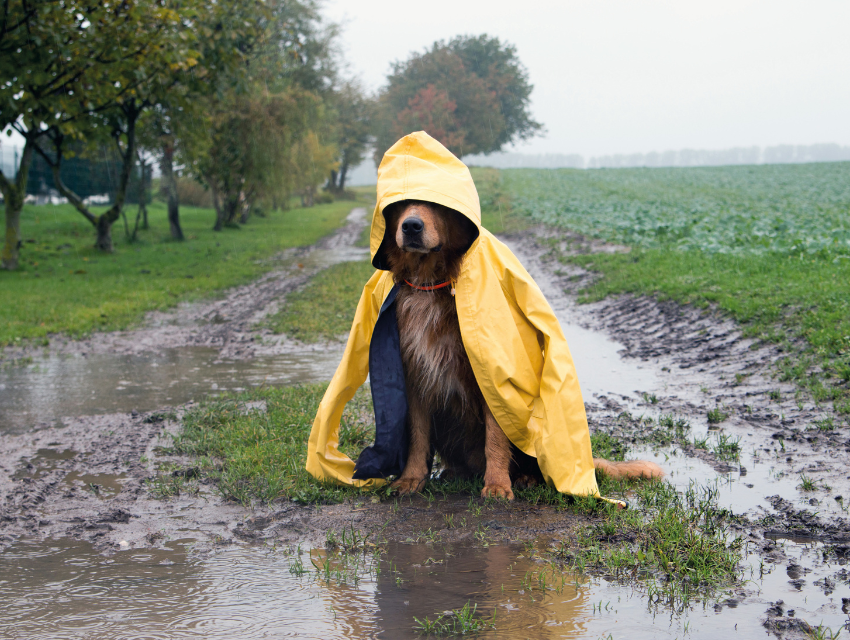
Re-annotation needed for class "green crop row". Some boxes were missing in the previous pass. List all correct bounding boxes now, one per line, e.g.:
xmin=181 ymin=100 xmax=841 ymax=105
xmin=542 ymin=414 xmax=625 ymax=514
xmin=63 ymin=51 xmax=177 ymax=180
xmin=503 ymin=163 xmax=850 ymax=257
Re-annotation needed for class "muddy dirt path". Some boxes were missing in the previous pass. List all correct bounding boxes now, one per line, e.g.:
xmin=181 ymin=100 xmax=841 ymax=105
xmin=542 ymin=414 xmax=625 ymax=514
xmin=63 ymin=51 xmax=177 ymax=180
xmin=2 ymin=216 xmax=850 ymax=638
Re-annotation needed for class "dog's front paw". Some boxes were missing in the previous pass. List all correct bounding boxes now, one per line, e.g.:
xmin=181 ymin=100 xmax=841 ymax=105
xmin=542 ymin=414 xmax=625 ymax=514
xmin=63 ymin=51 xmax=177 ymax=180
xmin=481 ymin=483 xmax=514 ymax=500
xmin=391 ymin=476 xmax=426 ymax=495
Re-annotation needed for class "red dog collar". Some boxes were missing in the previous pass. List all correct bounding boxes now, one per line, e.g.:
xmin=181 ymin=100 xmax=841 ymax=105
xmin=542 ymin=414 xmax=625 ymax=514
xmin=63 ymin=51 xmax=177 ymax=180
xmin=404 ymin=280 xmax=456 ymax=296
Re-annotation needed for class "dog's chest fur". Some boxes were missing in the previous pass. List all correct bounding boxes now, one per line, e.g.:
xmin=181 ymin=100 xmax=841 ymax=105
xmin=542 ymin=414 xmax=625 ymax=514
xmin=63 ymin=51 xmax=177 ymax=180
xmin=395 ymin=289 xmax=480 ymax=415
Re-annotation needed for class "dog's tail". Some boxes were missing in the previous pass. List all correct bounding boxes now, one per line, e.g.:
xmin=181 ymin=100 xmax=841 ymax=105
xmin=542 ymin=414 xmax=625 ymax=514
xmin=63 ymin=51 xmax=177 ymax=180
xmin=593 ymin=458 xmax=664 ymax=480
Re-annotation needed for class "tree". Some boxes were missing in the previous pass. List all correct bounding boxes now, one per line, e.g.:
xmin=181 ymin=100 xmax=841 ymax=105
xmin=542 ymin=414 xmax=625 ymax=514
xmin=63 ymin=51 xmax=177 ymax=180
xmin=25 ymin=0 xmax=212 ymax=252
xmin=326 ymin=80 xmax=372 ymax=194
xmin=141 ymin=0 xmax=267 ymax=241
xmin=185 ymin=0 xmax=338 ymax=229
xmin=0 ymin=1 xmax=105 ymax=269
xmin=293 ymin=130 xmax=338 ymax=206
xmin=199 ymin=88 xmax=319 ymax=230
xmin=373 ymin=34 xmax=543 ymax=160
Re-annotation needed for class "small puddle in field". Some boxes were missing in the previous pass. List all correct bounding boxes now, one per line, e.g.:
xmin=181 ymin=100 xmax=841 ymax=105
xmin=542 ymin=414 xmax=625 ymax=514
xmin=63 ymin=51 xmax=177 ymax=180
xmin=2 ymin=536 xmax=846 ymax=639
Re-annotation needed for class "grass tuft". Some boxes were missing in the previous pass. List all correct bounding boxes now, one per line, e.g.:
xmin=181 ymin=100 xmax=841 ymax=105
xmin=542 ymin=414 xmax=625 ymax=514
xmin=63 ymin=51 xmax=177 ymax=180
xmin=558 ymin=479 xmax=742 ymax=610
xmin=172 ymin=384 xmax=375 ymax=505
xmin=707 ymin=407 xmax=730 ymax=424
xmin=413 ymin=601 xmax=496 ymax=636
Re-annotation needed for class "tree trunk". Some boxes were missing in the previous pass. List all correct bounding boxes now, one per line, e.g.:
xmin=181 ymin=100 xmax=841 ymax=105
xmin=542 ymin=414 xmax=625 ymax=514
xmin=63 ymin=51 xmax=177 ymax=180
xmin=225 ymin=195 xmax=240 ymax=226
xmin=1 ymin=140 xmax=34 ymax=271
xmin=160 ymin=144 xmax=183 ymax=240
xmin=94 ymin=214 xmax=114 ymax=252
xmin=2 ymin=193 xmax=23 ymax=271
xmin=44 ymin=103 xmax=140 ymax=252
xmin=211 ymin=181 xmax=226 ymax=231
xmin=137 ymin=197 xmax=148 ymax=234
xmin=338 ymin=161 xmax=350 ymax=192
xmin=138 ymin=156 xmax=149 ymax=230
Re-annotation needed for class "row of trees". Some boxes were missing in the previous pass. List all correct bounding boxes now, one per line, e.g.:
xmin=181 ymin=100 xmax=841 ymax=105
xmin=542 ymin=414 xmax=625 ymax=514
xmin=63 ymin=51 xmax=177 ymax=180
xmin=1 ymin=1 xmax=541 ymax=271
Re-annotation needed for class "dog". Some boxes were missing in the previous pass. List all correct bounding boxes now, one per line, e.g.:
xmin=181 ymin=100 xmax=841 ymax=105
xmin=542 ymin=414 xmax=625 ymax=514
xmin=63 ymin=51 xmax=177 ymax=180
xmin=381 ymin=199 xmax=663 ymax=500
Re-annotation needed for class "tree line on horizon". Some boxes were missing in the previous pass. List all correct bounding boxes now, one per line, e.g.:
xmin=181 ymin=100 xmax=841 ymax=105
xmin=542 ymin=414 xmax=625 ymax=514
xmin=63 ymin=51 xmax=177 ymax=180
xmin=0 ymin=0 xmax=541 ymax=271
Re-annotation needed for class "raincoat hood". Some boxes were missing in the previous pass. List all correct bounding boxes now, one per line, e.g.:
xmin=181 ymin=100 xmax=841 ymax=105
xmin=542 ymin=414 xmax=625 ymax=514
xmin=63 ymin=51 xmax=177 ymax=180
xmin=306 ymin=131 xmax=603 ymax=500
xmin=370 ymin=132 xmax=481 ymax=270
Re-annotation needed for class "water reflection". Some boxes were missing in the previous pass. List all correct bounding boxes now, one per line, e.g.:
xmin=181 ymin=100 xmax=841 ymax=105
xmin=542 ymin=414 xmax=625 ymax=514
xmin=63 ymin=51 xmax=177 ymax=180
xmin=369 ymin=542 xmax=589 ymax=638
xmin=0 ymin=347 xmax=344 ymax=434
xmin=1 ymin=536 xmax=840 ymax=639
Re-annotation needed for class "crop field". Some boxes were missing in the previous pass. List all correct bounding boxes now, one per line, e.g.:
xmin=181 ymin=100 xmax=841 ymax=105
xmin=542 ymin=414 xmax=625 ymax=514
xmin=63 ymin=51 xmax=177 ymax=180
xmin=504 ymin=162 xmax=850 ymax=256
xmin=490 ymin=163 xmax=850 ymax=413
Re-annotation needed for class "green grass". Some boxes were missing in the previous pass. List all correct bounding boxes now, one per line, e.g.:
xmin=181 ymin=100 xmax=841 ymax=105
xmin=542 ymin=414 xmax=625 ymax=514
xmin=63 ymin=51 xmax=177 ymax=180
xmin=559 ymin=479 xmax=743 ymax=610
xmin=502 ymin=163 xmax=850 ymax=255
xmin=1 ymin=198 xmax=357 ymax=345
xmin=472 ymin=167 xmax=530 ymax=235
xmin=568 ymin=248 xmax=850 ymax=409
xmin=413 ymin=601 xmax=496 ymax=636
xmin=475 ymin=164 xmax=850 ymax=416
xmin=265 ymin=260 xmax=377 ymax=342
xmin=170 ymin=384 xmax=632 ymax=507
xmin=707 ymin=406 xmax=731 ymax=424
xmin=171 ymin=384 xmax=376 ymax=505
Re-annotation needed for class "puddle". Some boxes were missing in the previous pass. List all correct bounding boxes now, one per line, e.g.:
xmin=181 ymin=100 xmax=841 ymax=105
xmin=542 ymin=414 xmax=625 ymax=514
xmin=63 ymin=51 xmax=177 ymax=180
xmin=13 ymin=448 xmax=79 ymax=480
xmin=632 ymin=436 xmax=850 ymax=521
xmin=63 ymin=472 xmax=126 ymax=499
xmin=0 ymin=347 xmax=344 ymax=435
xmin=563 ymin=321 xmax=660 ymax=401
xmin=3 ymin=536 xmax=845 ymax=639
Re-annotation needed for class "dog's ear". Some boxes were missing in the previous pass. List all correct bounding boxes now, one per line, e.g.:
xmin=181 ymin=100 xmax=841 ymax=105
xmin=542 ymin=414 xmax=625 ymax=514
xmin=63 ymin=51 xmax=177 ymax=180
xmin=443 ymin=206 xmax=479 ymax=254
xmin=373 ymin=201 xmax=407 ymax=270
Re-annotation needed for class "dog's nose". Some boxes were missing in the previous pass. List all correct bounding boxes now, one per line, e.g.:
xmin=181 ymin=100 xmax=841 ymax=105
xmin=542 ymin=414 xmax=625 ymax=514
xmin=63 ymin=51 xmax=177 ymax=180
xmin=401 ymin=217 xmax=424 ymax=235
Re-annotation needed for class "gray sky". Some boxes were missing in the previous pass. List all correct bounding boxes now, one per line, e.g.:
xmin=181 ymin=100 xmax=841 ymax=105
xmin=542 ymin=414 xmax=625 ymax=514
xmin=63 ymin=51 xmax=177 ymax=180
xmin=324 ymin=0 xmax=850 ymax=157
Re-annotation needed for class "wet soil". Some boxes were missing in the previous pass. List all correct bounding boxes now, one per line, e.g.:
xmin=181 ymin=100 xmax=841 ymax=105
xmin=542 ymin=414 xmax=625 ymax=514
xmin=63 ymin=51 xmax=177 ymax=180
xmin=2 ymin=216 xmax=850 ymax=638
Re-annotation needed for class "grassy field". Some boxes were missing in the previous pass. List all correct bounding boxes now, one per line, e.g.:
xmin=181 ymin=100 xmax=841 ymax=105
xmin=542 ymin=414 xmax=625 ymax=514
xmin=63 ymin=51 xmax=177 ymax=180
xmin=0 ymin=198 xmax=358 ymax=345
xmin=486 ymin=163 xmax=850 ymax=414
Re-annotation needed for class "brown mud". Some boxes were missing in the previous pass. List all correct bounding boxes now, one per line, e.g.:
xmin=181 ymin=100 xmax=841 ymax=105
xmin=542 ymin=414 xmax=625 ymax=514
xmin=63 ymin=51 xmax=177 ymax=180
xmin=1 ymin=217 xmax=850 ymax=638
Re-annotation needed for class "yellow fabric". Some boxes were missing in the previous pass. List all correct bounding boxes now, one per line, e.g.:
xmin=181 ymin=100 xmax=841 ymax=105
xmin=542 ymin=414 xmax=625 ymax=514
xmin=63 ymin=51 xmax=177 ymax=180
xmin=306 ymin=131 xmax=600 ymax=498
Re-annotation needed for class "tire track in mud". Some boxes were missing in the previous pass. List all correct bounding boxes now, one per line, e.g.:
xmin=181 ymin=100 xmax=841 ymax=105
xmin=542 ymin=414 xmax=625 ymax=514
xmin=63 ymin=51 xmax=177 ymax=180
xmin=505 ymin=228 xmax=850 ymax=638
xmin=505 ymin=228 xmax=850 ymax=539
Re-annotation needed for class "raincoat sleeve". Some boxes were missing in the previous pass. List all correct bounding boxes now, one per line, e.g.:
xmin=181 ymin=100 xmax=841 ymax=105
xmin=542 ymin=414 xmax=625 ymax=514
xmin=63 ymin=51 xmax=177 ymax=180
xmin=305 ymin=269 xmax=394 ymax=487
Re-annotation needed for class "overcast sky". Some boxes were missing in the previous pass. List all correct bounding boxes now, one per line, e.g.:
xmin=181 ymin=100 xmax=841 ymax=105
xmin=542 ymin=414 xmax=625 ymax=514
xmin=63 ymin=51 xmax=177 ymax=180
xmin=323 ymin=0 xmax=850 ymax=157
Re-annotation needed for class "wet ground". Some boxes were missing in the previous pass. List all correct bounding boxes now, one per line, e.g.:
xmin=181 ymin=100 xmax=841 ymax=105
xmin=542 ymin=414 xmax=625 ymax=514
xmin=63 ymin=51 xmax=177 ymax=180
xmin=1 ymin=211 xmax=849 ymax=638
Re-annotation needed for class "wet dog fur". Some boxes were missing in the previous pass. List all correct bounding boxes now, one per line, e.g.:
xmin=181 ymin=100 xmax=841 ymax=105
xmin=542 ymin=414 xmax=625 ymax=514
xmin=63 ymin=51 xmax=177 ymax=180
xmin=382 ymin=200 xmax=663 ymax=499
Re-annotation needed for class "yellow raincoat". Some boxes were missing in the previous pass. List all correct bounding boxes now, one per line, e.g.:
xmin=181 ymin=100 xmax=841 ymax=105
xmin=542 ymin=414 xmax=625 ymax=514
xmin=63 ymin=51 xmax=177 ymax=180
xmin=306 ymin=131 xmax=601 ymax=499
